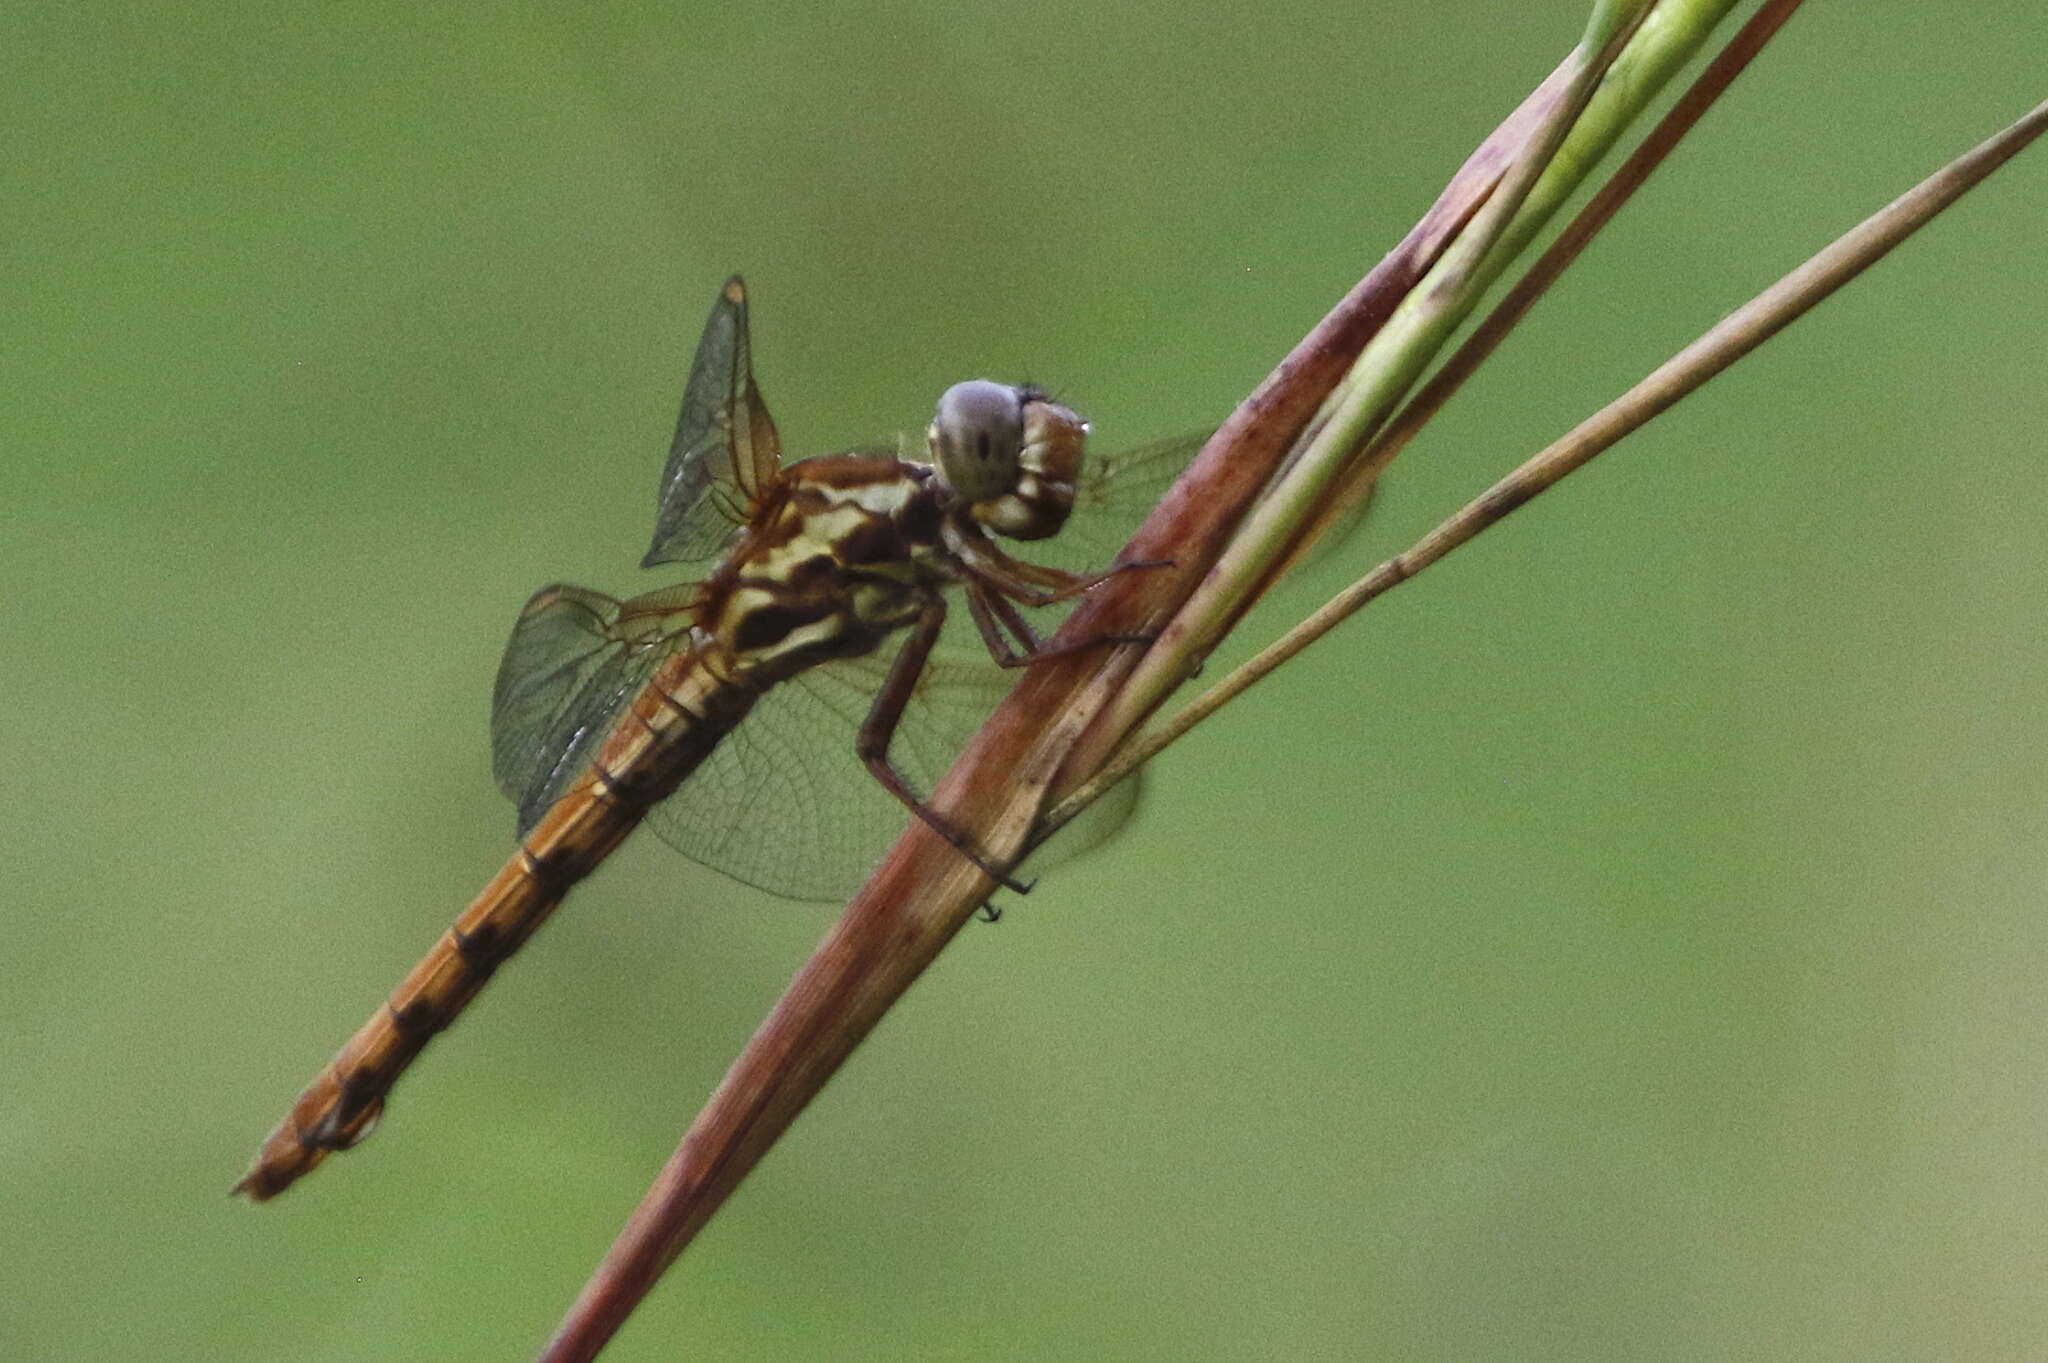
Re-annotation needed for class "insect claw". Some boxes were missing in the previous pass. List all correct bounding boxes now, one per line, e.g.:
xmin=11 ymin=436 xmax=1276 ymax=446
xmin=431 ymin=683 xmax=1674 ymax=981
xmin=976 ymin=900 xmax=1004 ymax=924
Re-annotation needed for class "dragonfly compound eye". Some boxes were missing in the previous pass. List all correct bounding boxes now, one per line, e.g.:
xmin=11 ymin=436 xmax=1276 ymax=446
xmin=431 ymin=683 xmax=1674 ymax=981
xmin=928 ymin=380 xmax=1026 ymax=504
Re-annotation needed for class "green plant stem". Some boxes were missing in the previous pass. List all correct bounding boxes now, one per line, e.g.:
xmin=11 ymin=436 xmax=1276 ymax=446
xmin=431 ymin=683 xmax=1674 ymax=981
xmin=1050 ymin=91 xmax=2048 ymax=831
xmin=1089 ymin=0 xmax=1738 ymax=759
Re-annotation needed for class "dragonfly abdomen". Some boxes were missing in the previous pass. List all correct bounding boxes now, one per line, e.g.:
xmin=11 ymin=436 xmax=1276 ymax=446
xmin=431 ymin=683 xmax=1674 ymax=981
xmin=235 ymin=660 xmax=759 ymax=1201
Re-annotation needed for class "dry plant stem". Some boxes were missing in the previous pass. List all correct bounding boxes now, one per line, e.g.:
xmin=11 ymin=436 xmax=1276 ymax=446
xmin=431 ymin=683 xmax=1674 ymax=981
xmin=534 ymin=36 xmax=1629 ymax=1363
xmin=1055 ymin=93 xmax=2048 ymax=823
xmin=538 ymin=650 xmax=1143 ymax=1363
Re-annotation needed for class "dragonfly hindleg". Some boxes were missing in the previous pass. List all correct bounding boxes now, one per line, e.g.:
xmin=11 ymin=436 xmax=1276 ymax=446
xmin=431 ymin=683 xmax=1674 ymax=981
xmin=856 ymin=596 xmax=1031 ymax=895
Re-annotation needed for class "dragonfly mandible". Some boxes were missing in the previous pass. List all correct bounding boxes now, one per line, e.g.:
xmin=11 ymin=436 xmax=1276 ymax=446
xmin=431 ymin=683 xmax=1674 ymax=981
xmin=236 ymin=277 xmax=1201 ymax=1201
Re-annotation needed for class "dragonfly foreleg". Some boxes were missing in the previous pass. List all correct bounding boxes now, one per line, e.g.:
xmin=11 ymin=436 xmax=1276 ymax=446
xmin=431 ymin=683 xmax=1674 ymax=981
xmin=965 ymin=579 xmax=1156 ymax=670
xmin=941 ymin=528 xmax=1097 ymax=606
xmin=961 ymin=537 xmax=1172 ymax=611
xmin=963 ymin=579 xmax=1045 ymax=666
xmin=857 ymin=595 xmax=1032 ymax=895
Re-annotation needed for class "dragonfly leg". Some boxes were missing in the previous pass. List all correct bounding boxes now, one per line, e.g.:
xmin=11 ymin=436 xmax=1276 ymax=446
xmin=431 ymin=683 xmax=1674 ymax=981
xmin=963 ymin=579 xmax=1044 ymax=666
xmin=985 ymin=548 xmax=1172 ymax=610
xmin=966 ymin=578 xmax=1154 ymax=669
xmin=858 ymin=595 xmax=1032 ymax=895
xmin=946 ymin=524 xmax=1166 ymax=609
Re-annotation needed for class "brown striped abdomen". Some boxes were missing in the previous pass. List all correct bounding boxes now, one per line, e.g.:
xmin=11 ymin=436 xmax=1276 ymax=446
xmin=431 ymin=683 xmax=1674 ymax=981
xmin=236 ymin=657 xmax=755 ymax=1201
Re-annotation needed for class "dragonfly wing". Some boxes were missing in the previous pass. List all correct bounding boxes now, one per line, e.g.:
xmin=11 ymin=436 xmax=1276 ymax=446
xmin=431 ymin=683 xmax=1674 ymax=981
xmin=642 ymin=276 xmax=785 ymax=569
xmin=642 ymin=629 xmax=1143 ymax=902
xmin=1042 ymin=426 xmax=1377 ymax=580
xmin=629 ymin=427 xmax=1203 ymax=898
xmin=490 ymin=583 xmax=698 ymax=834
xmin=640 ymin=642 xmax=1000 ymax=901
xmin=1029 ymin=430 xmax=1212 ymax=576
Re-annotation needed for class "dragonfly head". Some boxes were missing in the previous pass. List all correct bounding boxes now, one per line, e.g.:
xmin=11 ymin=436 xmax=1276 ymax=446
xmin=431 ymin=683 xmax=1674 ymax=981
xmin=928 ymin=380 xmax=1088 ymax=542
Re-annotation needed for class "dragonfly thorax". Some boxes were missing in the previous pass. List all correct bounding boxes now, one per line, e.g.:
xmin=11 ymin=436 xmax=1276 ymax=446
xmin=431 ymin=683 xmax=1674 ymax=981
xmin=927 ymin=381 xmax=1088 ymax=543
xmin=698 ymin=455 xmax=949 ymax=677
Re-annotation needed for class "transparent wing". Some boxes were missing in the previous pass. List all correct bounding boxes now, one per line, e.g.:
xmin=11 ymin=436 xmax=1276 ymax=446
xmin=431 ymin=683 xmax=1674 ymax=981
xmin=491 ymin=588 xmax=1138 ymax=903
xmin=1030 ymin=429 xmax=1212 ymax=575
xmin=643 ymin=622 xmax=1142 ymax=902
xmin=496 ymin=410 xmax=1202 ymax=902
xmin=1037 ymin=425 xmax=1377 ymax=582
xmin=646 ymin=428 xmax=1205 ymax=899
xmin=641 ymin=276 xmax=785 ymax=569
xmin=490 ymin=583 xmax=698 ymax=833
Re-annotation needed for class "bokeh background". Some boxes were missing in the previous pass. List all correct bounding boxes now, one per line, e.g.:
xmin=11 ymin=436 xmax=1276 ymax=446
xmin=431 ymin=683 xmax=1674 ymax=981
xmin=7 ymin=3 xmax=2046 ymax=1359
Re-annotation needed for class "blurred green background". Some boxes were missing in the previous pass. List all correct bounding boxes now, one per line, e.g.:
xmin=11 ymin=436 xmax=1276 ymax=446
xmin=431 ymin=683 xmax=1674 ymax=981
xmin=6 ymin=3 xmax=2046 ymax=1359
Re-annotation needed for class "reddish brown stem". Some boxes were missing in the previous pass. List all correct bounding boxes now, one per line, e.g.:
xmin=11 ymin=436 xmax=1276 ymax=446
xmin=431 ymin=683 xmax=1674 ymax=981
xmin=537 ymin=44 xmax=1599 ymax=1363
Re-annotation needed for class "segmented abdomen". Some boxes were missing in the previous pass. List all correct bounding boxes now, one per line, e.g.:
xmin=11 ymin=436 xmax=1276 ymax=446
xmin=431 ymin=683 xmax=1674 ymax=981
xmin=235 ymin=655 xmax=756 ymax=1200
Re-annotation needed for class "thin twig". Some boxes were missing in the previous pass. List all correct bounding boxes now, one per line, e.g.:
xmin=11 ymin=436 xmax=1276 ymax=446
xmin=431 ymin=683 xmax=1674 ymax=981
xmin=1051 ymin=93 xmax=2048 ymax=828
xmin=1085 ymin=4 xmax=1660 ymax=756
xmin=1309 ymin=0 xmax=1811 ymax=541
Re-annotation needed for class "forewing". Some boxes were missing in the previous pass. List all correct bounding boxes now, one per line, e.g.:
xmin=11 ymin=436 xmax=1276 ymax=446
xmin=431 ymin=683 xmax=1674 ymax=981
xmin=641 ymin=628 xmax=1141 ymax=902
xmin=1030 ymin=430 xmax=1212 ymax=576
xmin=490 ymin=583 xmax=697 ymax=834
xmin=640 ymin=641 xmax=1005 ymax=901
xmin=629 ymin=427 xmax=1203 ymax=899
xmin=641 ymin=276 xmax=785 ymax=568
xmin=1040 ymin=426 xmax=1376 ymax=581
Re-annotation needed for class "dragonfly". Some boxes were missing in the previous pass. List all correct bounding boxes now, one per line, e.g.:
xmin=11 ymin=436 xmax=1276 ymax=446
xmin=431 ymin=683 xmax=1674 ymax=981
xmin=236 ymin=276 xmax=1202 ymax=1201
